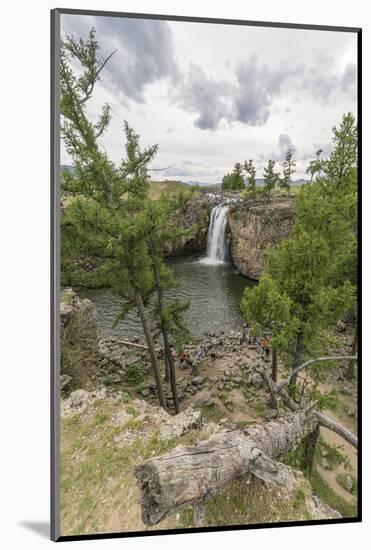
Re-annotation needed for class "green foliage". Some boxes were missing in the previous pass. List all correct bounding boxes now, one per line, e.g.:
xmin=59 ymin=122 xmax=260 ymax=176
xmin=280 ymin=148 xmax=296 ymax=196
xmin=316 ymin=437 xmax=352 ymax=471
xmin=60 ymin=29 xmax=191 ymax=409
xmin=306 ymin=385 xmax=339 ymax=411
xmin=323 ymin=112 xmax=357 ymax=187
xmin=262 ymin=159 xmax=280 ymax=199
xmin=240 ymin=113 xmax=357 ymax=407
xmin=308 ymin=470 xmax=357 ymax=518
xmin=306 ymin=148 xmax=323 ymax=182
xmin=122 ymin=363 xmax=144 ymax=386
xmin=221 ymin=162 xmax=245 ymax=191
xmin=241 ymin=186 xmax=265 ymax=202
xmin=241 ymin=274 xmax=296 ymax=352
xmin=243 ymin=159 xmax=257 ymax=198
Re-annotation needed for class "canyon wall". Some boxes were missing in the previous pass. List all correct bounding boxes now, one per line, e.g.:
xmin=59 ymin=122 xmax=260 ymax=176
xmin=227 ymin=200 xmax=294 ymax=279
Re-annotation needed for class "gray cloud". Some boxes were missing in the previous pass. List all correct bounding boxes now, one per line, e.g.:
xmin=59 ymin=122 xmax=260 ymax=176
xmin=312 ymin=142 xmax=333 ymax=158
xmin=173 ymin=64 xmax=234 ymax=130
xmin=278 ymin=133 xmax=297 ymax=155
xmin=63 ymin=15 xmax=178 ymax=103
xmin=233 ymin=58 xmax=293 ymax=126
xmin=173 ymin=53 xmax=356 ymax=130
xmin=172 ymin=57 xmax=297 ymax=130
xmin=341 ymin=63 xmax=357 ymax=96
xmin=63 ymin=15 xmax=356 ymax=131
xmin=300 ymin=58 xmax=357 ymax=105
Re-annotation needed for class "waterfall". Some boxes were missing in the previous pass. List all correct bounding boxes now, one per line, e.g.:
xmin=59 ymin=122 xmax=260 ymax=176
xmin=201 ymin=204 xmax=229 ymax=264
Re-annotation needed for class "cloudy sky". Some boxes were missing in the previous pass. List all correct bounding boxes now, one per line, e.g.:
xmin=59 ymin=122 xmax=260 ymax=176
xmin=61 ymin=14 xmax=357 ymax=182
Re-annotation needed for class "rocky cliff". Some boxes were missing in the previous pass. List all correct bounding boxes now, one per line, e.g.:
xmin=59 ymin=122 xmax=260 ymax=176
xmin=227 ymin=200 xmax=294 ymax=279
xmin=60 ymin=288 xmax=99 ymax=391
xmin=164 ymin=198 xmax=211 ymax=256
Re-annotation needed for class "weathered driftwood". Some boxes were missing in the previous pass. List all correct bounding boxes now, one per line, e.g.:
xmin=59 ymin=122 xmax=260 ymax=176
xmin=134 ymin=410 xmax=318 ymax=525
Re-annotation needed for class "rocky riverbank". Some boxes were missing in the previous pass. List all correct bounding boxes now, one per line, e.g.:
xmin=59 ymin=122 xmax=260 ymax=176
xmin=60 ymin=290 xmax=358 ymax=532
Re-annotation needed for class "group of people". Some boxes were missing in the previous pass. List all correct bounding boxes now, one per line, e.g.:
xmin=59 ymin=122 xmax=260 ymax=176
xmin=176 ymin=343 xmax=217 ymax=373
xmin=163 ymin=331 xmax=271 ymax=374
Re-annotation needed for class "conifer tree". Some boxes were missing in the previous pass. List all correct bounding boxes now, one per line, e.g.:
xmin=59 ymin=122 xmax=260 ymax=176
xmin=262 ymin=159 xmax=280 ymax=199
xmin=241 ymin=275 xmax=295 ymax=382
xmin=243 ymin=159 xmax=257 ymax=199
xmin=324 ymin=112 xmax=357 ymax=188
xmin=306 ymin=148 xmax=323 ymax=183
xmin=144 ymin=198 xmax=192 ymax=413
xmin=221 ymin=162 xmax=245 ymax=191
xmin=60 ymin=29 xmax=169 ymax=409
xmin=280 ymin=148 xmax=296 ymax=197
xmin=241 ymin=114 xmax=357 ymax=397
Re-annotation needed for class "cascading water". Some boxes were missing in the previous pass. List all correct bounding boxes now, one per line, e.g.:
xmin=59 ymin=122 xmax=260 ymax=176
xmin=201 ymin=204 xmax=229 ymax=264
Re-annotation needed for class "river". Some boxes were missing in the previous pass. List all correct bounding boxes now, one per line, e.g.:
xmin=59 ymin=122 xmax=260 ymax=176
xmin=79 ymin=254 xmax=255 ymax=339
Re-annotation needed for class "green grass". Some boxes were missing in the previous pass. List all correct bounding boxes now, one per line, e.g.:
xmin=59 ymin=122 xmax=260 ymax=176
xmin=149 ymin=180 xmax=193 ymax=200
xmin=61 ymin=289 xmax=74 ymax=305
xmin=248 ymin=400 xmax=267 ymax=416
xmin=309 ymin=470 xmax=357 ymax=518
xmin=122 ymin=363 xmax=145 ymax=386
xmin=60 ymin=399 xmax=208 ymax=536
xmin=202 ymin=402 xmax=225 ymax=423
xmin=178 ymin=475 xmax=312 ymax=528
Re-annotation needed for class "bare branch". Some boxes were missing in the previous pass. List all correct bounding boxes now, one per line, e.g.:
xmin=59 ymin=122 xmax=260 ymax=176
xmin=79 ymin=49 xmax=117 ymax=105
xmin=256 ymin=363 xmax=358 ymax=448
xmin=278 ymin=356 xmax=358 ymax=392
xmin=316 ymin=411 xmax=358 ymax=448
xmin=148 ymin=164 xmax=176 ymax=172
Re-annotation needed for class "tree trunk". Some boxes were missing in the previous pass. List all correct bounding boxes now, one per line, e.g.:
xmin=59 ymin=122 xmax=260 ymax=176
xmin=164 ymin=354 xmax=170 ymax=383
xmin=135 ymin=410 xmax=318 ymax=525
xmin=272 ymin=348 xmax=278 ymax=383
xmin=289 ymin=332 xmax=303 ymax=394
xmin=301 ymin=424 xmax=320 ymax=474
xmin=150 ymin=244 xmax=180 ymax=414
xmin=346 ymin=323 xmax=358 ymax=381
xmin=133 ymin=288 xmax=166 ymax=411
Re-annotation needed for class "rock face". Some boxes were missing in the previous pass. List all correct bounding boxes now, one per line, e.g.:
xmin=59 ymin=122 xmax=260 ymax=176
xmin=227 ymin=200 xmax=294 ymax=279
xmin=164 ymin=198 xmax=210 ymax=256
xmin=60 ymin=288 xmax=99 ymax=390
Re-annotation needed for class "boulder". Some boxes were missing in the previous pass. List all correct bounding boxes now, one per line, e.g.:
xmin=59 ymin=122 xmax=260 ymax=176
xmin=159 ymin=408 xmax=203 ymax=440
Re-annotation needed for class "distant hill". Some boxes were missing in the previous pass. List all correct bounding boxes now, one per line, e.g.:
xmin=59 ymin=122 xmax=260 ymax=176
xmin=60 ymin=164 xmax=75 ymax=174
xmin=60 ymin=168 xmax=306 ymax=188
xmin=149 ymin=180 xmax=191 ymax=199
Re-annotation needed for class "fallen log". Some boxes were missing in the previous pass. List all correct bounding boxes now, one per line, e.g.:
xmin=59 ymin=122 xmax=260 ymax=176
xmin=134 ymin=410 xmax=318 ymax=525
xmin=256 ymin=364 xmax=358 ymax=449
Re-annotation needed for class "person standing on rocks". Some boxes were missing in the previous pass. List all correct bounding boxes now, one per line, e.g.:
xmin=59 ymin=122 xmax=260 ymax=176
xmin=262 ymin=335 xmax=270 ymax=361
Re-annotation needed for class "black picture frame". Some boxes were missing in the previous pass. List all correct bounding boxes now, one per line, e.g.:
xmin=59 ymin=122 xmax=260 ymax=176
xmin=51 ymin=8 xmax=362 ymax=542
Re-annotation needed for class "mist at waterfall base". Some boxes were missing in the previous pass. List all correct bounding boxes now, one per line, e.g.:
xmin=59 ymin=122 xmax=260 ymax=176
xmin=79 ymin=204 xmax=255 ymax=339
